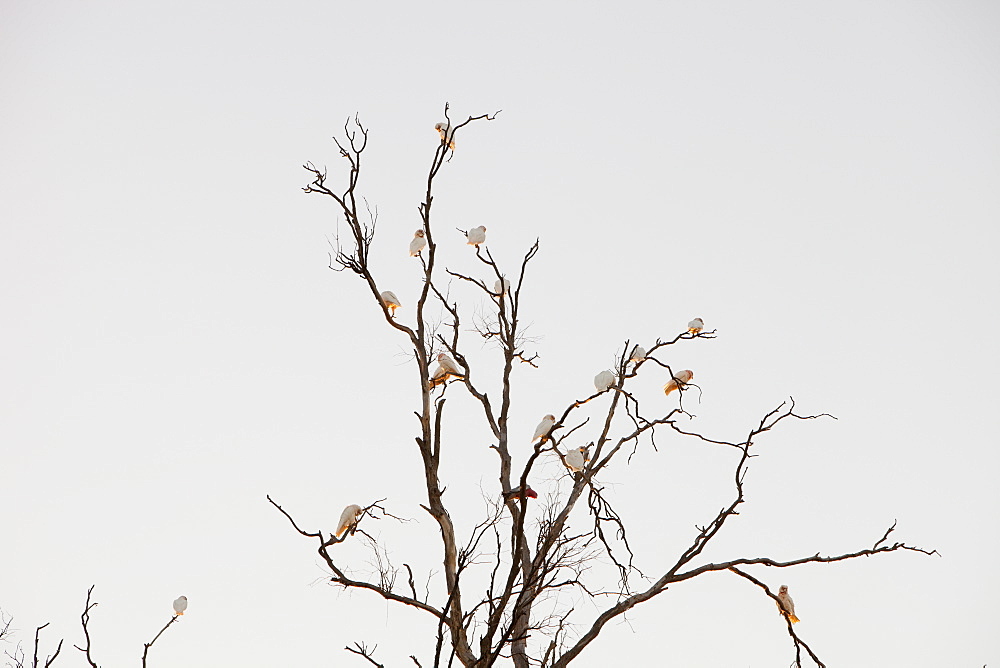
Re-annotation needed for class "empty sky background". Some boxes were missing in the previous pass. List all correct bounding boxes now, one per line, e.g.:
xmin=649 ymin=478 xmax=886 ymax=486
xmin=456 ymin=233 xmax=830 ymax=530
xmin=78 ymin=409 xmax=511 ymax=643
xmin=2 ymin=1 xmax=998 ymax=666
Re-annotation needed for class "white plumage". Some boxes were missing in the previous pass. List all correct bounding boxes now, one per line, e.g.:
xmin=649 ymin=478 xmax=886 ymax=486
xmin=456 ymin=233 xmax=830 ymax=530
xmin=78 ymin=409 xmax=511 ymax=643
xmin=434 ymin=121 xmax=456 ymax=150
xmin=629 ymin=345 xmax=646 ymax=362
xmin=466 ymin=226 xmax=487 ymax=247
xmin=687 ymin=317 xmax=704 ymax=334
xmin=409 ymin=230 xmax=426 ymax=256
xmin=663 ymin=369 xmax=694 ymax=396
xmin=564 ymin=447 xmax=588 ymax=472
xmin=532 ymin=414 xmax=556 ymax=442
xmin=380 ymin=291 xmax=401 ymax=316
xmin=429 ymin=352 xmax=463 ymax=388
xmin=776 ymin=585 xmax=800 ymax=623
xmin=594 ymin=370 xmax=615 ymax=392
xmin=336 ymin=504 xmax=363 ymax=538
xmin=172 ymin=596 xmax=188 ymax=616
xmin=494 ymin=277 xmax=511 ymax=296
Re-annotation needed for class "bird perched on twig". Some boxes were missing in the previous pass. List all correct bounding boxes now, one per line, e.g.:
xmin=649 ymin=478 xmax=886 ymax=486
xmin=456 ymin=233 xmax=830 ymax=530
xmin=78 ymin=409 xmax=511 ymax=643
xmin=494 ymin=277 xmax=511 ymax=296
xmin=594 ymin=370 xmax=615 ymax=393
xmin=776 ymin=585 xmax=800 ymax=623
xmin=687 ymin=317 xmax=704 ymax=334
xmin=336 ymin=504 xmax=363 ymax=539
xmin=466 ymin=226 xmax=487 ymax=247
xmin=434 ymin=121 xmax=455 ymax=150
xmin=629 ymin=345 xmax=646 ymax=363
xmin=380 ymin=291 xmax=401 ymax=316
xmin=504 ymin=486 xmax=538 ymax=502
xmin=409 ymin=230 xmax=426 ymax=256
xmin=563 ymin=446 xmax=589 ymax=472
xmin=532 ymin=414 xmax=556 ymax=442
xmin=172 ymin=596 xmax=188 ymax=616
xmin=663 ymin=370 xmax=694 ymax=396
xmin=429 ymin=352 xmax=463 ymax=388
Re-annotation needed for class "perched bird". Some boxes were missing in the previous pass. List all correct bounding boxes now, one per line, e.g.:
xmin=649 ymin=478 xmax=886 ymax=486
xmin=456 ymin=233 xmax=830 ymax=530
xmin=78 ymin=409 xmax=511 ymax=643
xmin=687 ymin=317 xmax=704 ymax=335
xmin=504 ymin=485 xmax=538 ymax=501
xmin=409 ymin=229 xmax=426 ymax=256
xmin=532 ymin=414 xmax=557 ymax=442
xmin=172 ymin=596 xmax=188 ymax=616
xmin=629 ymin=345 xmax=646 ymax=363
xmin=494 ymin=277 xmax=511 ymax=296
xmin=776 ymin=585 xmax=800 ymax=623
xmin=429 ymin=352 xmax=463 ymax=388
xmin=594 ymin=370 xmax=615 ymax=393
xmin=336 ymin=504 xmax=363 ymax=538
xmin=466 ymin=226 xmax=487 ymax=247
xmin=663 ymin=370 xmax=694 ymax=396
xmin=435 ymin=121 xmax=456 ymax=150
xmin=380 ymin=291 xmax=401 ymax=316
xmin=564 ymin=446 xmax=588 ymax=472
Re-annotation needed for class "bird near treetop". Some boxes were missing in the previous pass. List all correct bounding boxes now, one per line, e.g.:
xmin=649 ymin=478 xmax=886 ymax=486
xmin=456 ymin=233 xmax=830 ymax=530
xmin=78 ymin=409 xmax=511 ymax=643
xmin=495 ymin=277 xmax=511 ymax=296
xmin=594 ymin=370 xmax=615 ymax=393
xmin=663 ymin=370 xmax=694 ymax=396
xmin=336 ymin=504 xmax=363 ymax=539
xmin=687 ymin=317 xmax=704 ymax=334
xmin=532 ymin=414 xmax=556 ymax=442
xmin=429 ymin=352 xmax=463 ymax=389
xmin=466 ymin=226 xmax=486 ymax=247
xmin=172 ymin=596 xmax=188 ymax=616
xmin=564 ymin=446 xmax=588 ymax=473
xmin=776 ymin=585 xmax=800 ymax=623
xmin=629 ymin=345 xmax=646 ymax=363
xmin=504 ymin=485 xmax=538 ymax=501
xmin=435 ymin=121 xmax=456 ymax=150
xmin=409 ymin=229 xmax=426 ymax=256
xmin=380 ymin=291 xmax=401 ymax=316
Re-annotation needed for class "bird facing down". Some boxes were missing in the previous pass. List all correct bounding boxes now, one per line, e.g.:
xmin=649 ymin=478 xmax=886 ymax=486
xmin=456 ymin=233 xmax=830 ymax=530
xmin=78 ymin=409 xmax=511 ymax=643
xmin=466 ymin=226 xmax=487 ymax=247
xmin=494 ymin=277 xmax=511 ymax=296
xmin=504 ymin=485 xmax=538 ymax=501
xmin=629 ymin=345 xmax=646 ymax=362
xmin=429 ymin=352 xmax=463 ymax=388
xmin=435 ymin=121 xmax=456 ymax=150
xmin=380 ymin=291 xmax=401 ymax=316
xmin=409 ymin=229 xmax=426 ymax=256
xmin=172 ymin=596 xmax=188 ymax=616
xmin=663 ymin=370 xmax=694 ymax=396
xmin=532 ymin=414 xmax=557 ymax=442
xmin=776 ymin=585 xmax=800 ymax=623
xmin=563 ymin=446 xmax=589 ymax=472
xmin=594 ymin=370 xmax=615 ymax=393
xmin=336 ymin=504 xmax=364 ymax=538
xmin=687 ymin=317 xmax=704 ymax=335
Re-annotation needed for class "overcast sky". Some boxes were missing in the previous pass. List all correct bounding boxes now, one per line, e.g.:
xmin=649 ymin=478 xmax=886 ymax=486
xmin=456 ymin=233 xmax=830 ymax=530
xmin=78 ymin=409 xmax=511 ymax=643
xmin=2 ymin=1 xmax=998 ymax=666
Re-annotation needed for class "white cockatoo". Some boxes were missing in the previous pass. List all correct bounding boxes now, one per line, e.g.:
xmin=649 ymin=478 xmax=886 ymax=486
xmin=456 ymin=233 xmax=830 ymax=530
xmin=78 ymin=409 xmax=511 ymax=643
xmin=776 ymin=585 xmax=800 ymax=623
xmin=663 ymin=370 xmax=694 ymax=396
xmin=564 ymin=446 xmax=588 ymax=472
xmin=429 ymin=352 xmax=463 ymax=388
xmin=687 ymin=317 xmax=704 ymax=334
xmin=336 ymin=504 xmax=363 ymax=538
xmin=629 ymin=345 xmax=646 ymax=363
xmin=594 ymin=370 xmax=615 ymax=393
xmin=466 ymin=226 xmax=487 ymax=247
xmin=494 ymin=277 xmax=511 ymax=296
xmin=435 ymin=121 xmax=455 ymax=150
xmin=380 ymin=291 xmax=401 ymax=316
xmin=409 ymin=229 xmax=426 ymax=256
xmin=172 ymin=596 xmax=188 ymax=616
xmin=532 ymin=414 xmax=556 ymax=442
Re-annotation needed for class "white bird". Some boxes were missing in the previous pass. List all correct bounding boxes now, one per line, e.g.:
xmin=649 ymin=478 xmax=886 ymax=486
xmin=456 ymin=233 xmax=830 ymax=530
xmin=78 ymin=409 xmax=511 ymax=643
xmin=776 ymin=585 xmax=800 ymax=623
xmin=594 ymin=370 xmax=615 ymax=392
xmin=466 ymin=226 xmax=487 ymax=247
xmin=663 ymin=369 xmax=694 ymax=396
xmin=532 ymin=414 xmax=556 ymax=442
xmin=429 ymin=352 xmax=463 ymax=388
xmin=629 ymin=345 xmax=646 ymax=362
xmin=564 ymin=446 xmax=588 ymax=472
xmin=380 ymin=291 xmax=401 ymax=316
xmin=409 ymin=230 xmax=426 ymax=256
xmin=494 ymin=277 xmax=511 ymax=296
xmin=434 ymin=121 xmax=455 ymax=150
xmin=172 ymin=596 xmax=188 ymax=616
xmin=336 ymin=504 xmax=363 ymax=538
xmin=687 ymin=317 xmax=704 ymax=334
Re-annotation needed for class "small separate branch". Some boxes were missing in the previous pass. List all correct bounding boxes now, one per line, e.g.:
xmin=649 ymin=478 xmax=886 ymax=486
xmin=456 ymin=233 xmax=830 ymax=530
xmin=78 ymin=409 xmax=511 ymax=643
xmin=141 ymin=616 xmax=179 ymax=668
xmin=345 ymin=641 xmax=385 ymax=667
xmin=73 ymin=586 xmax=99 ymax=668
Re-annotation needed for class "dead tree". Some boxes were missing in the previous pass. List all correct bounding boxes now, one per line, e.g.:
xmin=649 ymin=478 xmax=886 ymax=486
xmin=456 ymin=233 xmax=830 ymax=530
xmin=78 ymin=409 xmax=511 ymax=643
xmin=272 ymin=104 xmax=936 ymax=668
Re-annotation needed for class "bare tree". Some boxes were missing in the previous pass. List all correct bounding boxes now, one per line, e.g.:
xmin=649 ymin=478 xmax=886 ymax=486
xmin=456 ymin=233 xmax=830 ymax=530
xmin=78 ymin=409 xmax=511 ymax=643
xmin=272 ymin=104 xmax=937 ymax=668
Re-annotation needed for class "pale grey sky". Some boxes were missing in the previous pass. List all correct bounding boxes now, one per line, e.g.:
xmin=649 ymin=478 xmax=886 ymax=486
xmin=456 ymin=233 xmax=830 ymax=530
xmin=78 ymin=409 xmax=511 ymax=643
xmin=2 ymin=1 xmax=998 ymax=666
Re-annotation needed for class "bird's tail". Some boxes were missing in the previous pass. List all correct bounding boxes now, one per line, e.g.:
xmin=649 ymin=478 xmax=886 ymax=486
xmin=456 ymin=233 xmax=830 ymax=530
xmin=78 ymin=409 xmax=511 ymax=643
xmin=788 ymin=614 xmax=800 ymax=623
